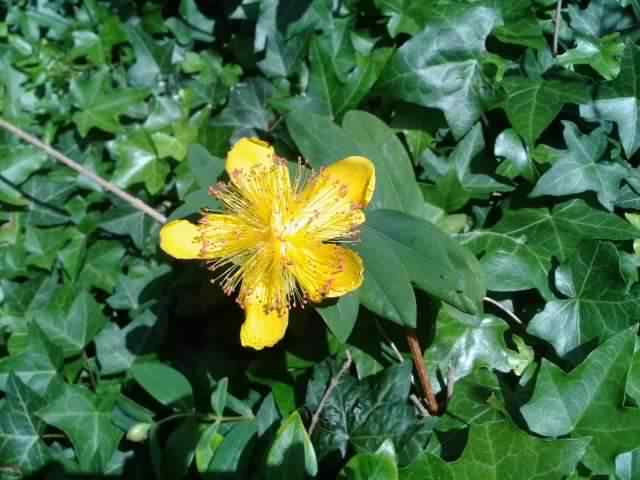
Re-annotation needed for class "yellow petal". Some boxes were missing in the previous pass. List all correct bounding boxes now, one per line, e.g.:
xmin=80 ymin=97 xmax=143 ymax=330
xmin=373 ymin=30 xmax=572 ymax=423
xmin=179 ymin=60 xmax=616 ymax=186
xmin=287 ymin=242 xmax=364 ymax=302
xmin=226 ymin=137 xmax=275 ymax=178
xmin=159 ymin=220 xmax=203 ymax=259
xmin=322 ymin=156 xmax=376 ymax=207
xmin=240 ymin=302 xmax=289 ymax=350
xmin=325 ymin=247 xmax=364 ymax=298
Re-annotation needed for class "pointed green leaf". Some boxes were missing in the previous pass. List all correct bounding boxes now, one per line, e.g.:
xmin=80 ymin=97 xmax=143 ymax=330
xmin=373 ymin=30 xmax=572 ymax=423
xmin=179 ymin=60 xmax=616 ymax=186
xmin=265 ymin=411 xmax=318 ymax=479
xmin=527 ymin=241 xmax=640 ymax=356
xmin=37 ymin=383 xmax=122 ymax=473
xmin=522 ymin=327 xmax=640 ymax=474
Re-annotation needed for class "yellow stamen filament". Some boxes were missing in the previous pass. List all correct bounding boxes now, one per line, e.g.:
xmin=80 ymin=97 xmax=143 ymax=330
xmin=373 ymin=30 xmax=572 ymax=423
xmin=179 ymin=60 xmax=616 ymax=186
xmin=204 ymin=157 xmax=365 ymax=315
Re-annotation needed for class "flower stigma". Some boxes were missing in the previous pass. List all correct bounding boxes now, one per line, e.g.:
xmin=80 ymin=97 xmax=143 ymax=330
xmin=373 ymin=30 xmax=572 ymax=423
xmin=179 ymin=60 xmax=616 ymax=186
xmin=159 ymin=138 xmax=375 ymax=350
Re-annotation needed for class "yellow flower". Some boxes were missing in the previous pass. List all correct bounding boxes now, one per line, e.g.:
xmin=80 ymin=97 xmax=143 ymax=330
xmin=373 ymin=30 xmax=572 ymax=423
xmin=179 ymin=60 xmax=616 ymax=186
xmin=160 ymin=138 xmax=375 ymax=350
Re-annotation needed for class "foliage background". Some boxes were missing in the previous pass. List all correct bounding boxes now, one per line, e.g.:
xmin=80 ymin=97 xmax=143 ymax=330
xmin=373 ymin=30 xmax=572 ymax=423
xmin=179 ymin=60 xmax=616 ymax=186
xmin=2 ymin=0 xmax=640 ymax=478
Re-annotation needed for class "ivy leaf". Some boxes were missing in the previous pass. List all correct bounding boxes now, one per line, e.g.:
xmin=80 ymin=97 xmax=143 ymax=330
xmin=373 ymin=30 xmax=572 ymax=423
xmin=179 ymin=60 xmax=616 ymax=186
xmin=124 ymin=23 xmax=174 ymax=87
xmin=0 ymin=374 xmax=50 ymax=476
xmin=521 ymin=327 xmax=640 ymax=475
xmin=211 ymin=78 xmax=275 ymax=131
xmin=567 ymin=0 xmax=634 ymax=37
xmin=461 ymin=198 xmax=636 ymax=295
xmin=99 ymin=205 xmax=155 ymax=251
xmin=530 ymin=122 xmax=627 ymax=211
xmin=0 ymin=144 xmax=48 ymax=206
xmin=37 ymin=383 xmax=123 ymax=473
xmin=420 ymin=123 xmax=513 ymax=211
xmin=557 ymin=33 xmax=625 ymax=80
xmin=377 ymin=4 xmax=499 ymax=138
xmin=339 ymin=441 xmax=398 ymax=480
xmin=33 ymin=288 xmax=107 ymax=357
xmin=528 ymin=241 xmax=640 ymax=356
xmin=580 ymin=44 xmax=640 ymax=158
xmin=71 ymin=69 xmax=150 ymax=137
xmin=494 ymin=128 xmax=537 ymax=182
xmin=108 ymin=129 xmax=170 ymax=195
xmin=281 ymin=35 xmax=391 ymax=118
xmin=502 ymin=78 xmax=592 ymax=146
xmin=427 ymin=303 xmax=530 ymax=388
xmin=77 ymin=240 xmax=126 ymax=293
xmin=305 ymin=360 xmax=436 ymax=466
xmin=0 ymin=322 xmax=62 ymax=395
xmin=401 ymin=419 xmax=590 ymax=480
xmin=107 ymin=262 xmax=170 ymax=311
xmin=95 ymin=308 xmax=165 ymax=375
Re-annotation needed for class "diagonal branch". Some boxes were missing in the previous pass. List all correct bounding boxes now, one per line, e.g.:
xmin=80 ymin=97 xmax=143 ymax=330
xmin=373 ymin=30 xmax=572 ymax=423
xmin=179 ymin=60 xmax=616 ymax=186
xmin=0 ymin=117 xmax=167 ymax=224
xmin=309 ymin=350 xmax=353 ymax=435
xmin=406 ymin=328 xmax=439 ymax=415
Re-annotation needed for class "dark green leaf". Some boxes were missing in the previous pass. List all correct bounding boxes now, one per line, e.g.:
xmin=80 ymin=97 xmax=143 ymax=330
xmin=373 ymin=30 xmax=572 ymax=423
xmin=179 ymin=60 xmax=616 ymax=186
xmin=265 ymin=411 xmax=318 ymax=478
xmin=402 ymin=419 xmax=589 ymax=480
xmin=0 ymin=374 xmax=50 ymax=475
xmin=365 ymin=209 xmax=485 ymax=314
xmin=580 ymin=44 xmax=640 ymax=158
xmin=130 ymin=361 xmax=193 ymax=408
xmin=339 ymin=440 xmax=398 ymax=480
xmin=305 ymin=360 xmax=436 ymax=465
xmin=71 ymin=69 xmax=150 ymax=137
xmin=522 ymin=327 xmax=640 ymax=475
xmin=502 ymin=78 xmax=592 ymax=146
xmin=37 ymin=383 xmax=123 ymax=473
xmin=316 ymin=293 xmax=359 ymax=343
xmin=527 ymin=241 xmax=640 ymax=356
xmin=377 ymin=5 xmax=500 ymax=138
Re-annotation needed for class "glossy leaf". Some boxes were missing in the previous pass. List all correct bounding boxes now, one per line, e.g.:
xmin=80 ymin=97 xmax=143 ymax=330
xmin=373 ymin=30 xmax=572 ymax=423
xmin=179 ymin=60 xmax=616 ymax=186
xmin=522 ymin=327 xmax=640 ymax=475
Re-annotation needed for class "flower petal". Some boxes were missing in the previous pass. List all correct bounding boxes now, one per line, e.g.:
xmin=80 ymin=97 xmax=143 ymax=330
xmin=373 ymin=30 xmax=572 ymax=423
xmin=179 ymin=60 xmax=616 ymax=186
xmin=322 ymin=156 xmax=376 ymax=207
xmin=226 ymin=137 xmax=275 ymax=179
xmin=287 ymin=242 xmax=364 ymax=302
xmin=240 ymin=302 xmax=289 ymax=350
xmin=159 ymin=220 xmax=203 ymax=259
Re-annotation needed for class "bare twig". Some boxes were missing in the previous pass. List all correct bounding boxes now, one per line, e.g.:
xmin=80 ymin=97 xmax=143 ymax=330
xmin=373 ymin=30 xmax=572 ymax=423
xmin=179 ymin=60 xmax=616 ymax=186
xmin=553 ymin=0 xmax=562 ymax=55
xmin=410 ymin=393 xmax=430 ymax=417
xmin=0 ymin=117 xmax=167 ymax=224
xmin=483 ymin=296 xmax=522 ymax=324
xmin=405 ymin=329 xmax=439 ymax=415
xmin=309 ymin=350 xmax=353 ymax=435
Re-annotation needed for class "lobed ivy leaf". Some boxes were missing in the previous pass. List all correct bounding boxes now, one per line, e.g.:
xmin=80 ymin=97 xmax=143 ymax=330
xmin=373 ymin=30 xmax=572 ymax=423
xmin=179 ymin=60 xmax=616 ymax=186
xmin=71 ymin=69 xmax=150 ymax=137
xmin=305 ymin=359 xmax=436 ymax=466
xmin=502 ymin=78 xmax=592 ymax=146
xmin=427 ymin=303 xmax=529 ymax=388
xmin=401 ymin=419 xmax=590 ymax=480
xmin=580 ymin=44 xmax=640 ymax=158
xmin=528 ymin=241 xmax=640 ymax=357
xmin=461 ymin=198 xmax=637 ymax=296
xmin=0 ymin=374 xmax=50 ymax=476
xmin=37 ymin=383 xmax=123 ymax=473
xmin=522 ymin=327 xmax=640 ymax=475
xmin=531 ymin=121 xmax=628 ymax=211
xmin=557 ymin=33 xmax=625 ymax=80
xmin=377 ymin=4 xmax=499 ymax=138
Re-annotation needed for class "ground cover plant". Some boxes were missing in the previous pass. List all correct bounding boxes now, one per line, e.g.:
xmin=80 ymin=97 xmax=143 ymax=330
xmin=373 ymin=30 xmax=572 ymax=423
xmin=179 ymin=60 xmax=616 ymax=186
xmin=3 ymin=0 xmax=640 ymax=478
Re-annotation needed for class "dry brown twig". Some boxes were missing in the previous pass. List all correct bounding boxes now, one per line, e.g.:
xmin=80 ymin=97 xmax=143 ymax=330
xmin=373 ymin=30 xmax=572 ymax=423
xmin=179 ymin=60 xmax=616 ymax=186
xmin=405 ymin=328 xmax=439 ymax=415
xmin=0 ymin=117 xmax=167 ymax=224
xmin=309 ymin=350 xmax=353 ymax=435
